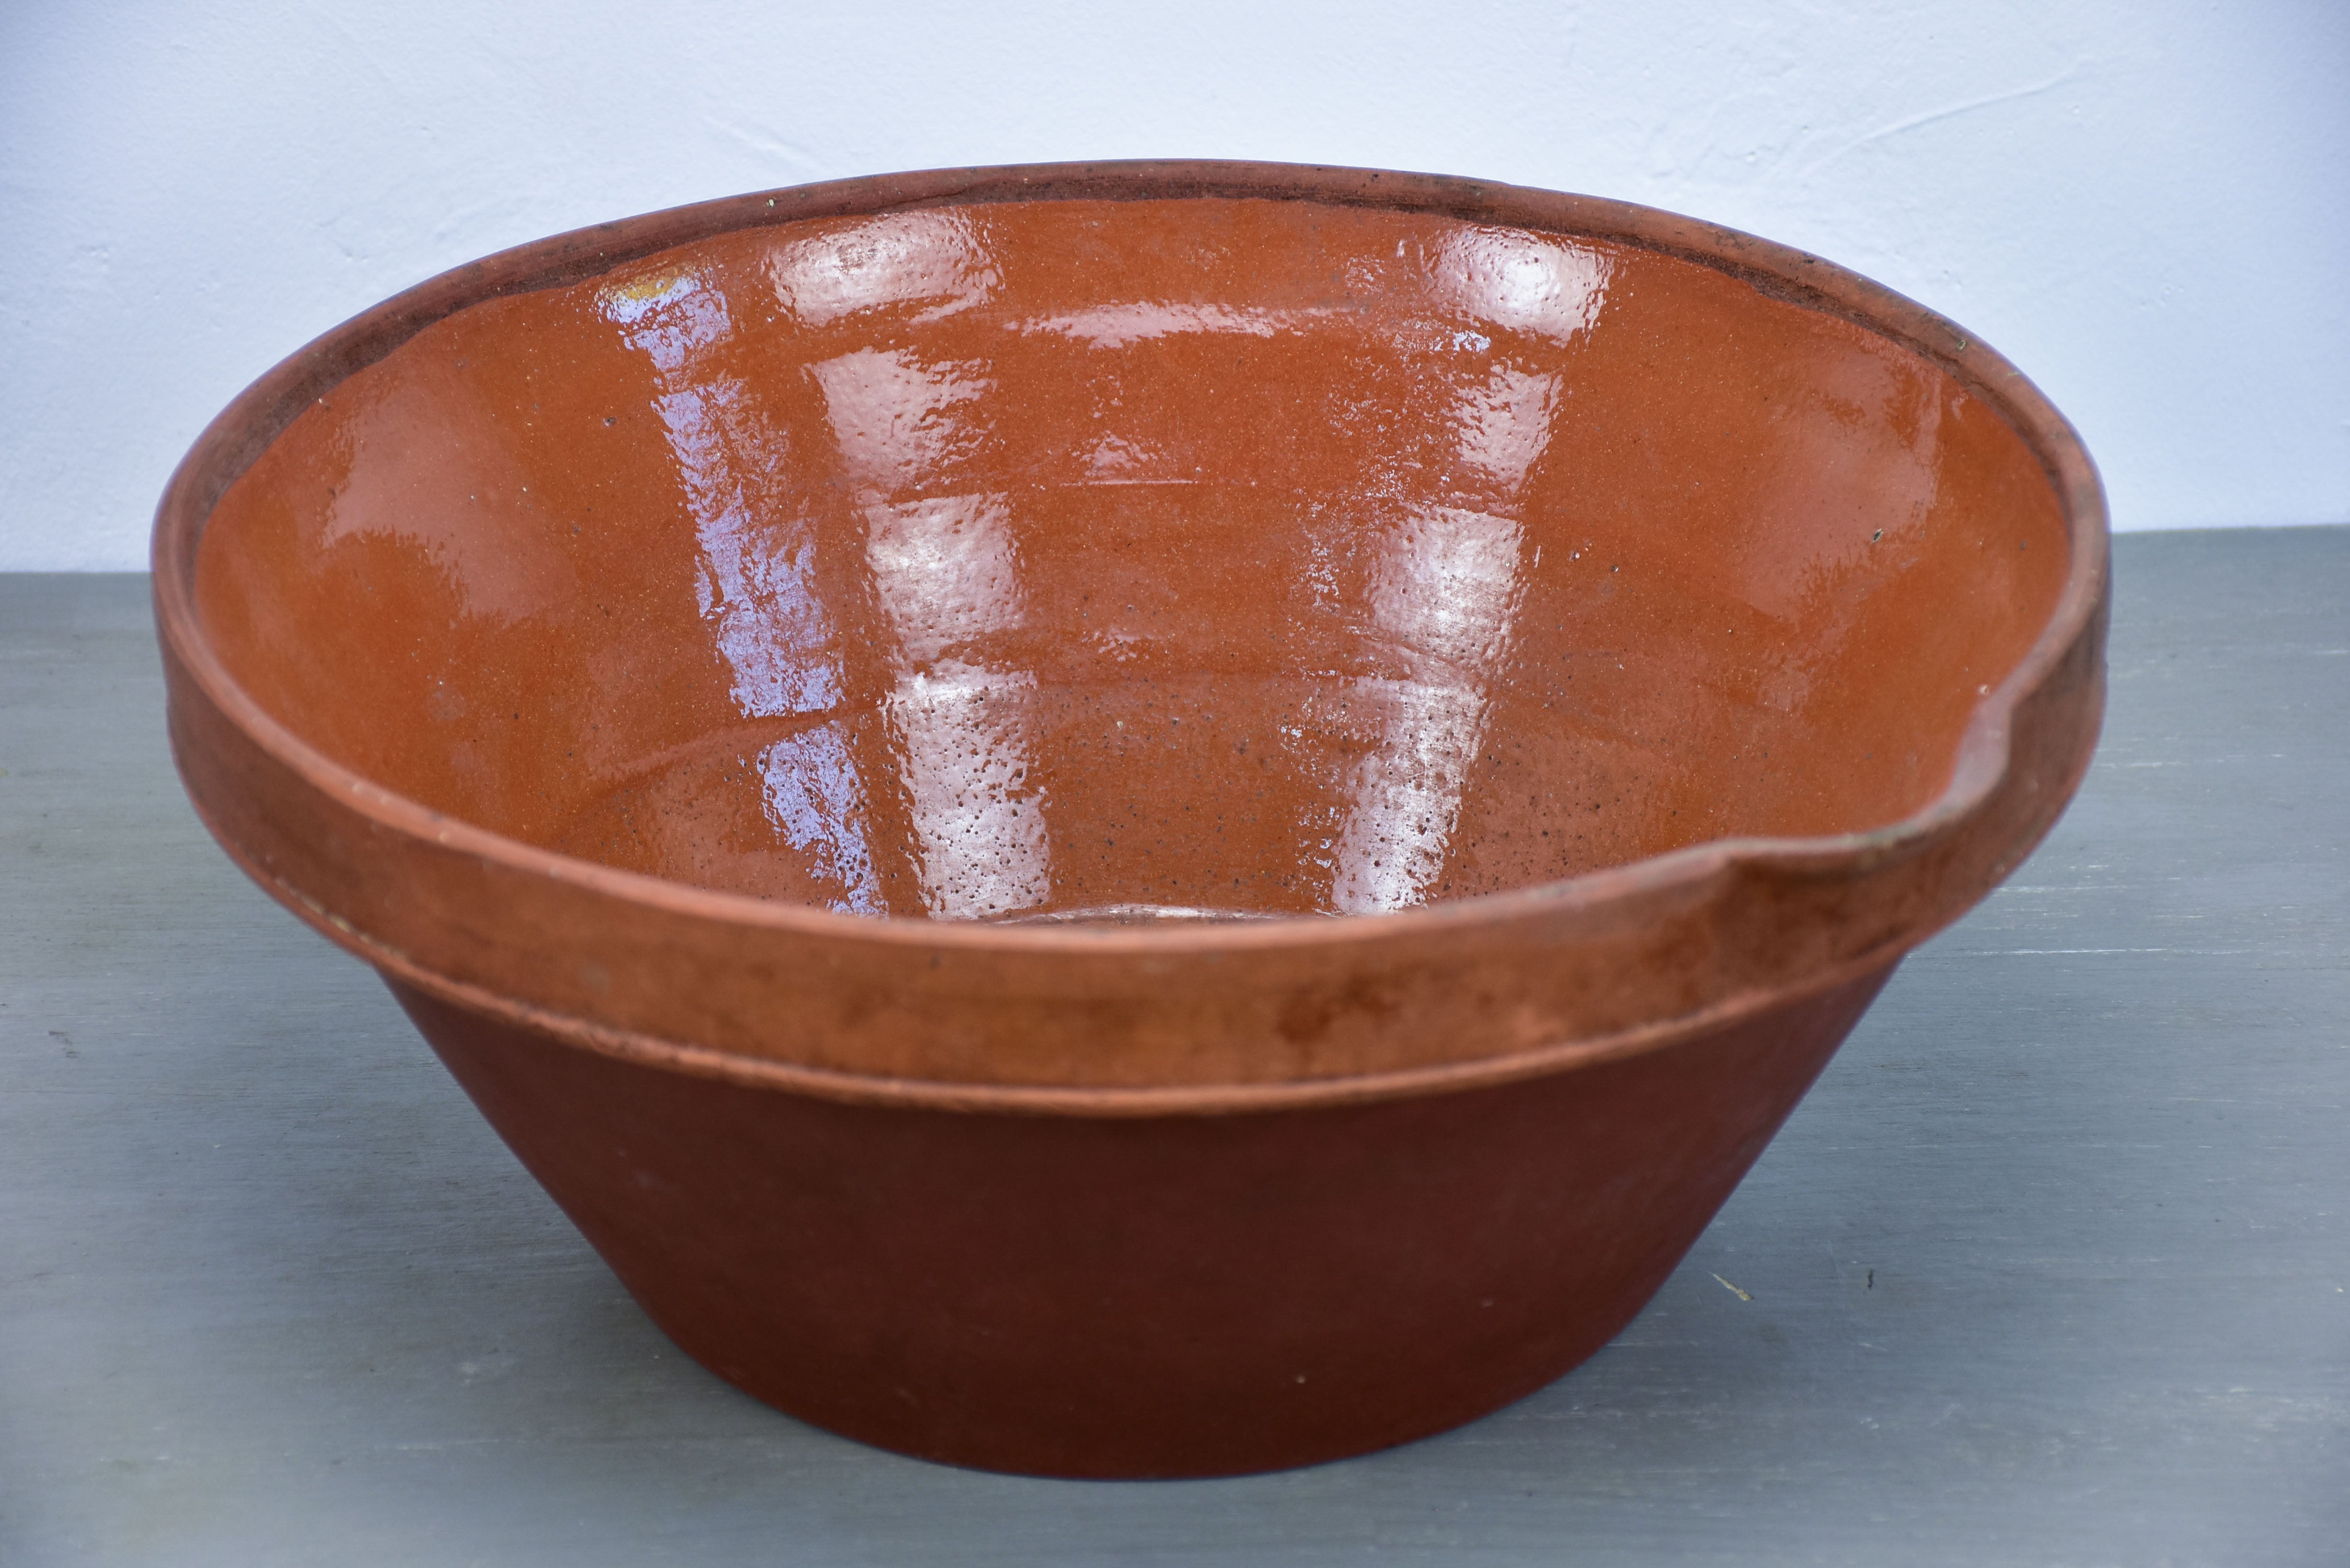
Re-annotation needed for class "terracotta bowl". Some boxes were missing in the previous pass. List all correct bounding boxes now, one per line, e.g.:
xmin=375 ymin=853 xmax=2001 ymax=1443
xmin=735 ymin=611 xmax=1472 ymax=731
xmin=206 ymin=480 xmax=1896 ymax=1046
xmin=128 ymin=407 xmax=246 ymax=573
xmin=154 ymin=162 xmax=2107 ymax=1478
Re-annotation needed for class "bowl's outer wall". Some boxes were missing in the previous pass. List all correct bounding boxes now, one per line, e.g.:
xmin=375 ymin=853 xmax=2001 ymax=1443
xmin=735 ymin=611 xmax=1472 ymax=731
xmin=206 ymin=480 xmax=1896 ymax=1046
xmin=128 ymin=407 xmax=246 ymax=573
xmin=394 ymin=961 xmax=1892 ymax=1479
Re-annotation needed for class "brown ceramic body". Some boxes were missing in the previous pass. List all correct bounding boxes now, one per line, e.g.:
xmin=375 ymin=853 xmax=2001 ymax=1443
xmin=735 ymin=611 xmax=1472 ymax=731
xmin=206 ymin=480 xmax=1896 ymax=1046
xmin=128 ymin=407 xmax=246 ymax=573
xmin=153 ymin=162 xmax=2108 ymax=1478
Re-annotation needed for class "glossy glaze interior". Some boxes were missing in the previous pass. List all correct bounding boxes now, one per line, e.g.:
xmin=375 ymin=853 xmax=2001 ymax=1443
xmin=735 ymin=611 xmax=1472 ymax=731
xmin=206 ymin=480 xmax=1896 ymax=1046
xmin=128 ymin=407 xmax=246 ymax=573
xmin=195 ymin=198 xmax=2068 ymax=923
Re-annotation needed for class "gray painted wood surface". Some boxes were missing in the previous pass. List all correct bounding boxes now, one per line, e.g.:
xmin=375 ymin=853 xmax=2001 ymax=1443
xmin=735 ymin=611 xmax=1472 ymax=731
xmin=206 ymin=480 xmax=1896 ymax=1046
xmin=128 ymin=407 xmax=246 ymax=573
xmin=3 ymin=527 xmax=2344 ymax=1566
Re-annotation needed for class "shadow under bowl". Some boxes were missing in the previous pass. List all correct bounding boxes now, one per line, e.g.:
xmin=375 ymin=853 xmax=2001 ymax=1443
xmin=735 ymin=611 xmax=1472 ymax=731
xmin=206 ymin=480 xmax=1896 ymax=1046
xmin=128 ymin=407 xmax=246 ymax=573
xmin=154 ymin=161 xmax=2108 ymax=1478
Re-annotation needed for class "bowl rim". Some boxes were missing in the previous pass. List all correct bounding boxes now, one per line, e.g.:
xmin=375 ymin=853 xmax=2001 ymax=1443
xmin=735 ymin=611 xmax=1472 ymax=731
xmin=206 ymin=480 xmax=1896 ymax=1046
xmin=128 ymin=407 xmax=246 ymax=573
xmin=152 ymin=159 xmax=2109 ymax=1104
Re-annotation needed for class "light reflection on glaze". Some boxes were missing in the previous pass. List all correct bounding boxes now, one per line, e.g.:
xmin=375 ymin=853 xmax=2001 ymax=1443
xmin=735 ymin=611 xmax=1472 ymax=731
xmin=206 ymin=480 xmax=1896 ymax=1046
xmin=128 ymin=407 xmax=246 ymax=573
xmin=758 ymin=726 xmax=880 ymax=902
xmin=1016 ymin=302 xmax=1335 ymax=349
xmin=1079 ymin=432 xmax=1178 ymax=483
xmin=810 ymin=347 xmax=1052 ymax=919
xmin=866 ymin=494 xmax=1025 ymax=662
xmin=1452 ymin=366 xmax=1562 ymax=491
xmin=602 ymin=268 xmax=883 ymax=913
xmin=888 ymin=662 xmax=1051 ymax=918
xmin=1331 ymin=508 xmax=1530 ymax=913
xmin=1431 ymin=229 xmax=1612 ymax=343
xmin=810 ymin=349 xmax=993 ymax=493
xmin=1325 ymin=259 xmax=1593 ymax=912
xmin=688 ymin=215 xmax=1598 ymax=917
xmin=864 ymin=494 xmax=1049 ymax=918
xmin=768 ymin=211 xmax=999 ymax=327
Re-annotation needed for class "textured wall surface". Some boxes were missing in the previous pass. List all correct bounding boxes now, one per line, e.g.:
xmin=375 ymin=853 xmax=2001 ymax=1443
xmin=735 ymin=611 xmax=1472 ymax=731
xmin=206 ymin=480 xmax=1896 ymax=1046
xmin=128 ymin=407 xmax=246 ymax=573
xmin=3 ymin=0 xmax=2344 ymax=569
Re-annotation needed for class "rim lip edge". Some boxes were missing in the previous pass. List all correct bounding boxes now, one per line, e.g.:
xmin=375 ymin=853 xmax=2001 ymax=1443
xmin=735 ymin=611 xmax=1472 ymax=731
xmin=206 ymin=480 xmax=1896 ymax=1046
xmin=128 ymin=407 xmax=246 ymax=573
xmin=150 ymin=157 xmax=2111 ymax=1098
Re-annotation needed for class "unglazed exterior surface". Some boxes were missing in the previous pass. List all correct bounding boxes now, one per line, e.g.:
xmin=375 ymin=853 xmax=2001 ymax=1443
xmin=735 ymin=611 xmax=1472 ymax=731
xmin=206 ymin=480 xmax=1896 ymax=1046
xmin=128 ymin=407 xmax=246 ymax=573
xmin=155 ymin=163 xmax=2107 ymax=1475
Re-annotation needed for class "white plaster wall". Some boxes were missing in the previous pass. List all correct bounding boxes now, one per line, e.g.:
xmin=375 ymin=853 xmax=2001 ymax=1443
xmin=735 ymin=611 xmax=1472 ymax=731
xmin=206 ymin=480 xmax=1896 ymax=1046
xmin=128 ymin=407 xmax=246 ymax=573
xmin=3 ymin=0 xmax=2343 ymax=569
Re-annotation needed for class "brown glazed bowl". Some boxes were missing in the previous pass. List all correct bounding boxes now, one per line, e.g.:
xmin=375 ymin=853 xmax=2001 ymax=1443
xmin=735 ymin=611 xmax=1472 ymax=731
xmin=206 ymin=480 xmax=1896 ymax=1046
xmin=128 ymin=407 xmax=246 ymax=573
xmin=154 ymin=162 xmax=2107 ymax=1479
